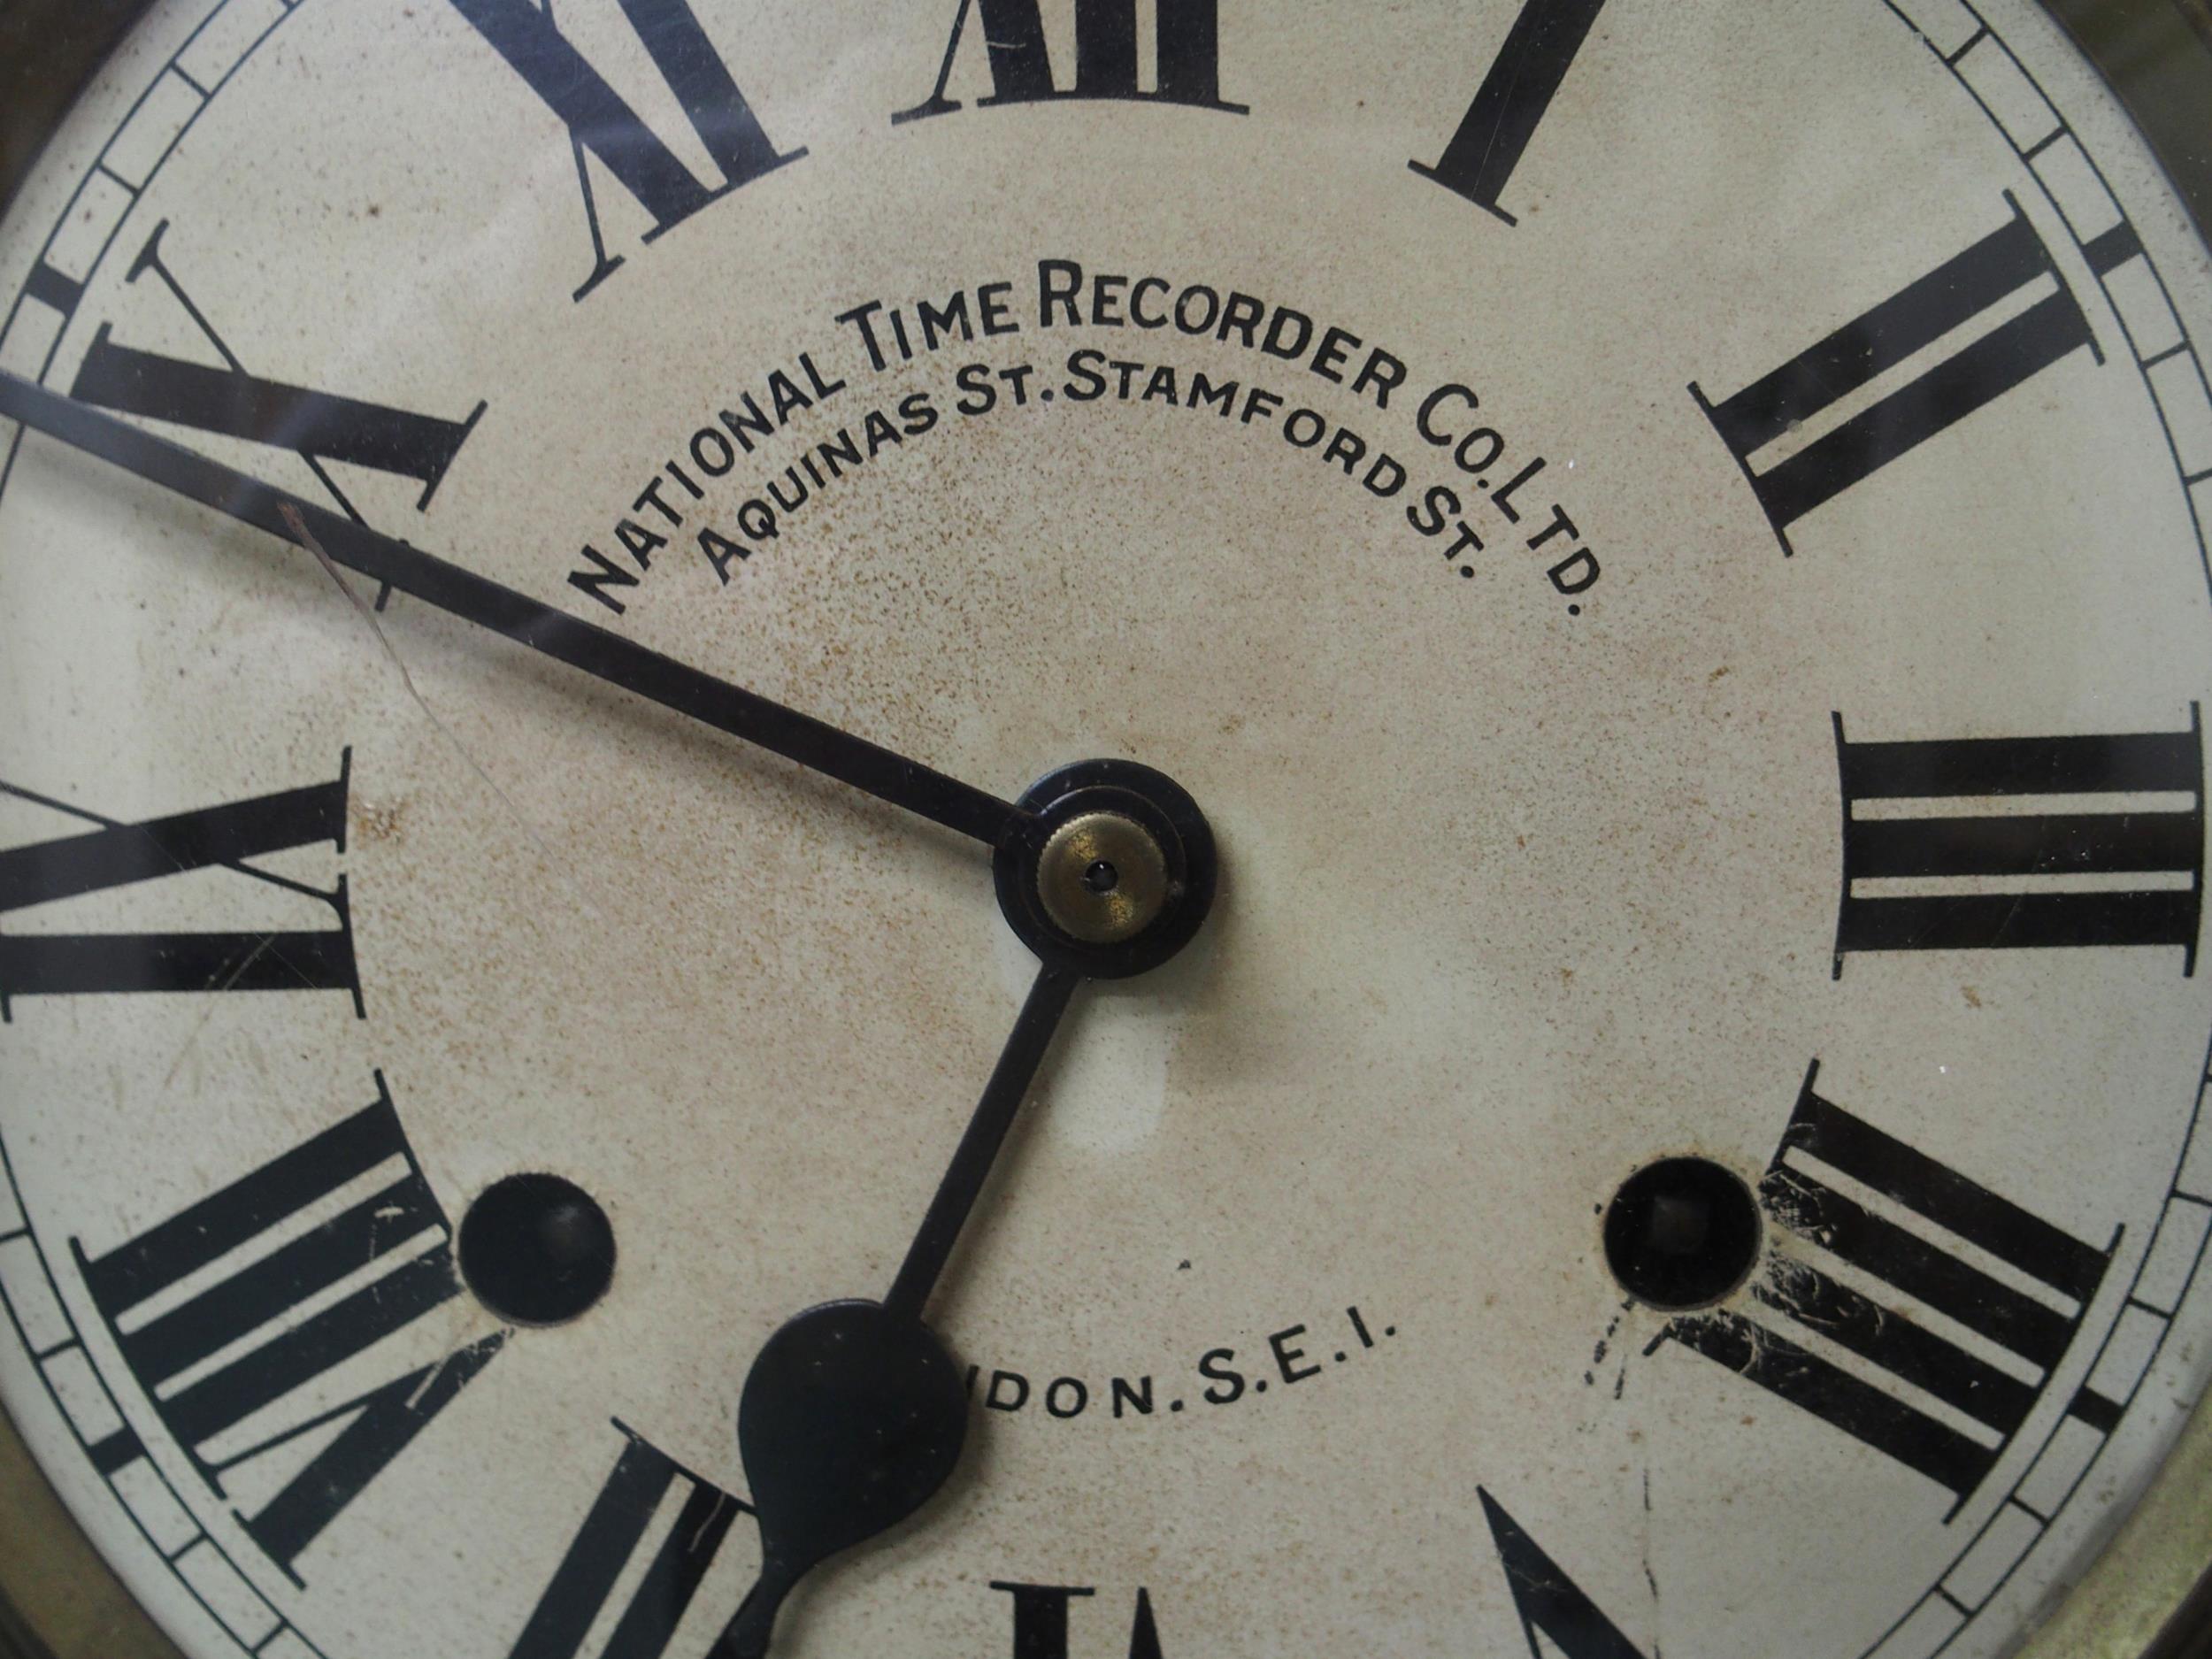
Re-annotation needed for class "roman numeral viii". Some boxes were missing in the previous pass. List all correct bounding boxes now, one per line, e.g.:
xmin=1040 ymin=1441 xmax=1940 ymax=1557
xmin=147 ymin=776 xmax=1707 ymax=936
xmin=70 ymin=1079 xmax=502 ymax=1580
xmin=1657 ymin=1066 xmax=2121 ymax=1515
xmin=1694 ymin=196 xmax=2136 ymax=552
xmin=895 ymin=0 xmax=1245 ymax=124
xmin=1833 ymin=709 xmax=2204 ymax=975
xmin=509 ymin=1423 xmax=749 ymax=1659
xmin=1479 ymin=1490 xmax=1649 ymax=1658
xmin=1410 ymin=0 xmax=1609 ymax=227
xmin=0 ymin=756 xmax=360 ymax=1018
xmin=448 ymin=0 xmax=806 ymax=300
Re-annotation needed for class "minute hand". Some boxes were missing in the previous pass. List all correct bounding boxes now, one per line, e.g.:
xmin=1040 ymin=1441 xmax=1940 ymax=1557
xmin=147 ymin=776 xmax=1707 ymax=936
xmin=0 ymin=371 xmax=1025 ymax=847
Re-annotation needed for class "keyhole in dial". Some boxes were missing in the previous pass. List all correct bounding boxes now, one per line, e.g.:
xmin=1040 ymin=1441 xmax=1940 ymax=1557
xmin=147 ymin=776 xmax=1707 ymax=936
xmin=1602 ymin=1157 xmax=1763 ymax=1310
xmin=459 ymin=1173 xmax=618 ymax=1326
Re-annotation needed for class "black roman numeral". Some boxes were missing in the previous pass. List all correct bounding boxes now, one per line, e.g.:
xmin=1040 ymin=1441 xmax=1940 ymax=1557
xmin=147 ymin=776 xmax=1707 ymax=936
xmin=895 ymin=0 xmax=1245 ymax=125
xmin=1479 ymin=1490 xmax=1648 ymax=1658
xmin=70 ymin=1078 xmax=502 ymax=1580
xmin=1657 ymin=1066 xmax=2121 ymax=1514
xmin=0 ymin=755 xmax=361 ymax=1018
xmin=449 ymin=0 xmax=806 ymax=301
xmin=510 ymin=1424 xmax=748 ymax=1659
xmin=73 ymin=222 xmax=484 ymax=511
xmin=992 ymin=1582 xmax=1164 ymax=1659
xmin=1833 ymin=709 xmax=2204 ymax=975
xmin=1409 ymin=0 xmax=1609 ymax=227
xmin=1694 ymin=197 xmax=2128 ymax=552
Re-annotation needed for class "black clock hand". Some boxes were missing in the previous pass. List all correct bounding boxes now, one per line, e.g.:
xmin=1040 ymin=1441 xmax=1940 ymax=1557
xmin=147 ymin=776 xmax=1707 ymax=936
xmin=716 ymin=963 xmax=1081 ymax=1659
xmin=0 ymin=370 xmax=1024 ymax=847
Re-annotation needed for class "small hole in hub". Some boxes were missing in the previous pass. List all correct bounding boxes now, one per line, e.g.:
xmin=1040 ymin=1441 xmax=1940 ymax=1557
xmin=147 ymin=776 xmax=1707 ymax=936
xmin=1602 ymin=1157 xmax=1762 ymax=1310
xmin=1081 ymin=859 xmax=1121 ymax=895
xmin=459 ymin=1173 xmax=617 ymax=1326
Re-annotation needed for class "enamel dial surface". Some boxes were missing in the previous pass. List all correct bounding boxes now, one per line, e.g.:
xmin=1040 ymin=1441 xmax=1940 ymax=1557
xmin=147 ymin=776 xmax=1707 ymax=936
xmin=3 ymin=3 xmax=2212 ymax=1655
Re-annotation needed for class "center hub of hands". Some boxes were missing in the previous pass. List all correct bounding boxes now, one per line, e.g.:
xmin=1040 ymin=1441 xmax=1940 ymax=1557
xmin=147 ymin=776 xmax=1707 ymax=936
xmin=995 ymin=759 xmax=1217 ymax=978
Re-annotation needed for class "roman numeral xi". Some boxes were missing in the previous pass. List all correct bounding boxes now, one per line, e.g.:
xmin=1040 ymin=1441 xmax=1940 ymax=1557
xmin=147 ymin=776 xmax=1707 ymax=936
xmin=1695 ymin=196 xmax=2139 ymax=551
xmin=1833 ymin=709 xmax=2204 ymax=975
xmin=0 ymin=757 xmax=361 ymax=1018
xmin=70 ymin=1079 xmax=502 ymax=1580
xmin=448 ymin=0 xmax=806 ymax=300
xmin=1656 ymin=1066 xmax=2121 ymax=1516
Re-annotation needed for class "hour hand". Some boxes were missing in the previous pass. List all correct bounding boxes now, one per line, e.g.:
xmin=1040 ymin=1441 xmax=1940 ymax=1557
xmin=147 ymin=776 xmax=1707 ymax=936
xmin=0 ymin=370 xmax=1023 ymax=847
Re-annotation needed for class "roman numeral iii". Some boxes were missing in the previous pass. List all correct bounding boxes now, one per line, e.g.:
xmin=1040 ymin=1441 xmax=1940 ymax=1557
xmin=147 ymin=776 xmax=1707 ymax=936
xmin=1694 ymin=196 xmax=2133 ymax=552
xmin=1479 ymin=1490 xmax=1649 ymax=1659
xmin=448 ymin=0 xmax=806 ymax=300
xmin=895 ymin=0 xmax=1245 ymax=124
xmin=0 ymin=756 xmax=360 ymax=1018
xmin=1832 ymin=709 xmax=2204 ymax=974
xmin=1410 ymin=0 xmax=1609 ymax=227
xmin=1657 ymin=1066 xmax=2121 ymax=1514
xmin=70 ymin=1079 xmax=501 ymax=1579
xmin=510 ymin=1424 xmax=749 ymax=1659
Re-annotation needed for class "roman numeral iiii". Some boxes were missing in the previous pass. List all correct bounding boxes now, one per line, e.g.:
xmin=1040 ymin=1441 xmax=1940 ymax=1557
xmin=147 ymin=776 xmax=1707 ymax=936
xmin=1656 ymin=1066 xmax=2120 ymax=1515
xmin=1410 ymin=0 xmax=1609 ymax=227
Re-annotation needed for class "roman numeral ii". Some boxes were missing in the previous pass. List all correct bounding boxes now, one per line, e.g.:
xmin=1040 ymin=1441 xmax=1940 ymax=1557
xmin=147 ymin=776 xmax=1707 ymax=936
xmin=1656 ymin=1066 xmax=2121 ymax=1515
xmin=71 ymin=1079 xmax=502 ymax=1579
xmin=1833 ymin=709 xmax=2203 ymax=974
xmin=1694 ymin=196 xmax=2137 ymax=551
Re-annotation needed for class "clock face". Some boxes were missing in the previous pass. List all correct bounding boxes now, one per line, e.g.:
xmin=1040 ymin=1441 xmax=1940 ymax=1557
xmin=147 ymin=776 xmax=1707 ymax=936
xmin=2 ymin=1 xmax=2211 ymax=1655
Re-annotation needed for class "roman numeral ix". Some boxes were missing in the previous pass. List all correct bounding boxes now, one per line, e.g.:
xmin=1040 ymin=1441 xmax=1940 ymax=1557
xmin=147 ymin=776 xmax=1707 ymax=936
xmin=70 ymin=1078 xmax=501 ymax=1580
xmin=1694 ymin=196 xmax=2136 ymax=552
xmin=1410 ymin=0 xmax=1609 ymax=227
xmin=1656 ymin=1065 xmax=2121 ymax=1516
xmin=1833 ymin=708 xmax=2204 ymax=975
xmin=0 ymin=756 xmax=361 ymax=1018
